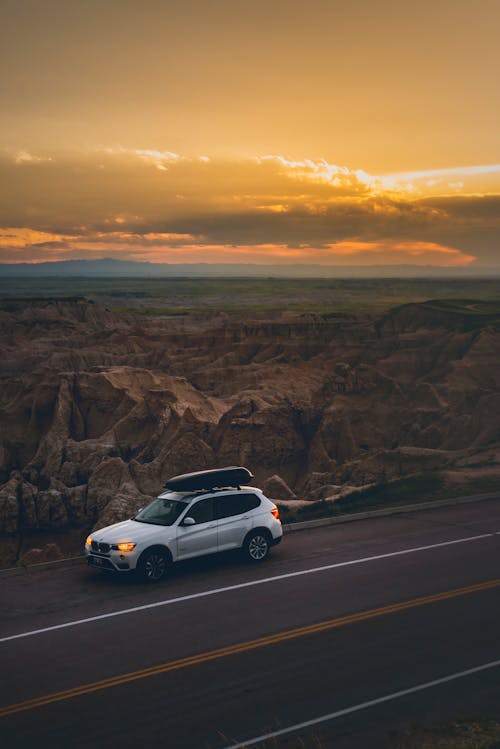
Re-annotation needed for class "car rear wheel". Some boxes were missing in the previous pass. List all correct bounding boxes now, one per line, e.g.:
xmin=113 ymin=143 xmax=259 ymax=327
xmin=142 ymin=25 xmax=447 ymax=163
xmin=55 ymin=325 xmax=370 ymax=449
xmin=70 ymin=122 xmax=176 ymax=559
xmin=244 ymin=531 xmax=270 ymax=563
xmin=137 ymin=548 xmax=170 ymax=582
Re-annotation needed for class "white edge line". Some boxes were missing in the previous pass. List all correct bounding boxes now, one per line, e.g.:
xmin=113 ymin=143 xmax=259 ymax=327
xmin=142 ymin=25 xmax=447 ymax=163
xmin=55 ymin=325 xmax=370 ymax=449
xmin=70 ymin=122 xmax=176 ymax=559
xmin=0 ymin=532 xmax=494 ymax=644
xmin=224 ymin=658 xmax=500 ymax=748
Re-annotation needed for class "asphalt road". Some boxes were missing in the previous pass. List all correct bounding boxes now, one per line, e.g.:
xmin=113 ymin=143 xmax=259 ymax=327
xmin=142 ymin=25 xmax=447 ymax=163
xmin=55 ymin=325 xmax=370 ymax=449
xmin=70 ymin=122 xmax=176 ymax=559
xmin=1 ymin=498 xmax=499 ymax=748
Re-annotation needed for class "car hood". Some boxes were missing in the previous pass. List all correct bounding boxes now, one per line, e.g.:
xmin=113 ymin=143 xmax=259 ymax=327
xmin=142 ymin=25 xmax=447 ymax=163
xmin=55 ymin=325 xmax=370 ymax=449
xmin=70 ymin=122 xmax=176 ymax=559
xmin=91 ymin=519 xmax=176 ymax=545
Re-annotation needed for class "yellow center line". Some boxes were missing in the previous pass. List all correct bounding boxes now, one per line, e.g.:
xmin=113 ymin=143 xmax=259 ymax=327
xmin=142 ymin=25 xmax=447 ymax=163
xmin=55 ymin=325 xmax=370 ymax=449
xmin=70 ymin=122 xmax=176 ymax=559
xmin=1 ymin=578 xmax=499 ymax=718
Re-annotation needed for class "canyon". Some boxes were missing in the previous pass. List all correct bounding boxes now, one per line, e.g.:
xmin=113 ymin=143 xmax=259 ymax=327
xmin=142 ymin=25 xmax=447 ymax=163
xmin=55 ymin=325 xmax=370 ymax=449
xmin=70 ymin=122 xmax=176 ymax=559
xmin=1 ymin=294 xmax=499 ymax=566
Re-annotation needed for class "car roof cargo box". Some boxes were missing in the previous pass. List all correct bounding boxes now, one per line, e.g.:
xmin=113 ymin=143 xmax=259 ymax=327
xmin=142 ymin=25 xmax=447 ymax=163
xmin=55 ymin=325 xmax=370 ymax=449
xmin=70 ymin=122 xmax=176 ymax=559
xmin=164 ymin=466 xmax=254 ymax=492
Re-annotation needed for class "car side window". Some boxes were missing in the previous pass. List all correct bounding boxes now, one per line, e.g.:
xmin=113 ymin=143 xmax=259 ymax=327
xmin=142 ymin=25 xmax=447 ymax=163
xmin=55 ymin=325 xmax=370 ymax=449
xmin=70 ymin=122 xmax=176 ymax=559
xmin=216 ymin=493 xmax=261 ymax=519
xmin=187 ymin=497 xmax=214 ymax=524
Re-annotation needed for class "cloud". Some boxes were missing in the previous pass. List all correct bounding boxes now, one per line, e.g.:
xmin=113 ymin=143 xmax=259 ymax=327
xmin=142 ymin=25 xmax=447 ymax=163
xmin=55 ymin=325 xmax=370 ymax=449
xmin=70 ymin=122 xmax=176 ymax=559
xmin=389 ymin=164 xmax=500 ymax=181
xmin=100 ymin=146 xmax=180 ymax=171
xmin=13 ymin=150 xmax=52 ymax=165
xmin=0 ymin=228 xmax=475 ymax=268
xmin=0 ymin=149 xmax=499 ymax=267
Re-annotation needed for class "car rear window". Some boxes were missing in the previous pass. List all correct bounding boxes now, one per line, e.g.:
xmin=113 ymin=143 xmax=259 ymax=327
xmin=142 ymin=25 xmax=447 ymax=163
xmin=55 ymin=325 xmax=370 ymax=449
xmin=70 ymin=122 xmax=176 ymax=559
xmin=216 ymin=493 xmax=261 ymax=519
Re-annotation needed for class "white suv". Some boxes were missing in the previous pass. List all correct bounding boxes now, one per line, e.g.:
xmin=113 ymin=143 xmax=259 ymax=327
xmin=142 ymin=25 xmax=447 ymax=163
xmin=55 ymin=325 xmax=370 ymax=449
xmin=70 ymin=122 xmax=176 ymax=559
xmin=85 ymin=468 xmax=283 ymax=582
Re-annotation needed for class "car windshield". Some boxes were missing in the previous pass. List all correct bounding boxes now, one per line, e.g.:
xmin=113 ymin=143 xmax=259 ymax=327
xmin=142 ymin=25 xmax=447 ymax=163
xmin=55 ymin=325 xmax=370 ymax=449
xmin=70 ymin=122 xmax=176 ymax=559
xmin=134 ymin=497 xmax=188 ymax=526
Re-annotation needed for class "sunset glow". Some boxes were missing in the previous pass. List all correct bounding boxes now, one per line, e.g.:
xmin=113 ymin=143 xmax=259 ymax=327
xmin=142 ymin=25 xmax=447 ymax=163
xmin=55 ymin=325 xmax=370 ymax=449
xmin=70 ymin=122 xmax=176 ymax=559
xmin=1 ymin=0 xmax=499 ymax=271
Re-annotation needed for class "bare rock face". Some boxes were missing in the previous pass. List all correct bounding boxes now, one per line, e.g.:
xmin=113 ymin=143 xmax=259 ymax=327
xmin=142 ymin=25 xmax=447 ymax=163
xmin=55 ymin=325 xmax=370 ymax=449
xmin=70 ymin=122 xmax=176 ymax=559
xmin=1 ymin=297 xmax=500 ymax=556
xmin=19 ymin=543 xmax=64 ymax=566
xmin=262 ymin=475 xmax=297 ymax=501
xmin=94 ymin=487 xmax=149 ymax=530
xmin=0 ymin=475 xmax=20 ymax=534
xmin=215 ymin=397 xmax=307 ymax=470
xmin=86 ymin=458 xmax=132 ymax=516
xmin=35 ymin=490 xmax=69 ymax=529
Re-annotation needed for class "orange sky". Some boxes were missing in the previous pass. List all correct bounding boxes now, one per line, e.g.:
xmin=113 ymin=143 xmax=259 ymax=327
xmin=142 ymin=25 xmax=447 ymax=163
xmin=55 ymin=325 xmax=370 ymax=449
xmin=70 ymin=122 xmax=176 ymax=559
xmin=1 ymin=0 xmax=499 ymax=269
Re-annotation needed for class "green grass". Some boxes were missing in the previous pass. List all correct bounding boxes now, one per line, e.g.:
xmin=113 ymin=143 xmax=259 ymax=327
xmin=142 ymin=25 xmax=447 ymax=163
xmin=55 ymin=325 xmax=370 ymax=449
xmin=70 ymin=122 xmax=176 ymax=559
xmin=388 ymin=718 xmax=500 ymax=748
xmin=242 ymin=718 xmax=500 ymax=748
xmin=423 ymin=298 xmax=500 ymax=316
xmin=416 ymin=299 xmax=500 ymax=331
xmin=109 ymin=306 xmax=191 ymax=316
xmin=279 ymin=473 xmax=499 ymax=524
xmin=279 ymin=474 xmax=444 ymax=523
xmin=2 ymin=277 xmax=500 ymax=318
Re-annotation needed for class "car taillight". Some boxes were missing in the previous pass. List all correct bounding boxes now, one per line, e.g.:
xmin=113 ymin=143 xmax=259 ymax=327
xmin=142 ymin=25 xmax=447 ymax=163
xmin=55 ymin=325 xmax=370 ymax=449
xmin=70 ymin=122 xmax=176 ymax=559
xmin=271 ymin=507 xmax=280 ymax=519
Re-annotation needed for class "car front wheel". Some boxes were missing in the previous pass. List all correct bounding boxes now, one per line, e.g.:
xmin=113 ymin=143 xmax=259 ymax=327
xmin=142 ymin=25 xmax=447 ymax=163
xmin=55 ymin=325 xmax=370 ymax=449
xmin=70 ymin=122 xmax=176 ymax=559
xmin=244 ymin=531 xmax=270 ymax=563
xmin=137 ymin=548 xmax=170 ymax=582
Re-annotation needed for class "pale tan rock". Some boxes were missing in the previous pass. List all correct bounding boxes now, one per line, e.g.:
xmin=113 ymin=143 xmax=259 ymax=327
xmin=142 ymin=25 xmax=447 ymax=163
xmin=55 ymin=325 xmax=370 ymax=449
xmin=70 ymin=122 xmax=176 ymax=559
xmin=19 ymin=542 xmax=63 ymax=565
xmin=0 ymin=475 xmax=20 ymax=534
xmin=262 ymin=475 xmax=297 ymax=501
xmin=94 ymin=487 xmax=152 ymax=530
xmin=36 ymin=490 xmax=69 ymax=528
xmin=20 ymin=481 xmax=38 ymax=529
xmin=86 ymin=457 xmax=131 ymax=515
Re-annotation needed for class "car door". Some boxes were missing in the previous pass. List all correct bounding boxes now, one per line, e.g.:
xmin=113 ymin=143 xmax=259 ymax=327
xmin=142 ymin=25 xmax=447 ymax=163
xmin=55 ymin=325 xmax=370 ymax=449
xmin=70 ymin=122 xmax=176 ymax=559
xmin=176 ymin=497 xmax=218 ymax=559
xmin=216 ymin=493 xmax=260 ymax=551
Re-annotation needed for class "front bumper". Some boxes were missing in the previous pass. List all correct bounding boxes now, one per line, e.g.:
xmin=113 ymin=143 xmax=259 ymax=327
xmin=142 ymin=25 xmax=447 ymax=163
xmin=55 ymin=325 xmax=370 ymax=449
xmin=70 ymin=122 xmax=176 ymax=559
xmin=85 ymin=549 xmax=135 ymax=572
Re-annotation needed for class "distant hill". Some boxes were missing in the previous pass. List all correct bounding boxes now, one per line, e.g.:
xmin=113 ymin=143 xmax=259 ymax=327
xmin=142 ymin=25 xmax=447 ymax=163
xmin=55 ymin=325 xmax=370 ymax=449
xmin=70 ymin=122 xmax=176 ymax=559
xmin=0 ymin=258 xmax=496 ymax=278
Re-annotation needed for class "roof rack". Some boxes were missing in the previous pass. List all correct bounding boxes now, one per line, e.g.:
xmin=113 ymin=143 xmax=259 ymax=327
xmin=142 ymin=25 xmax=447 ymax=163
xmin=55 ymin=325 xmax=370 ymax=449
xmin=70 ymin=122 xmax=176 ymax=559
xmin=164 ymin=466 xmax=253 ymax=493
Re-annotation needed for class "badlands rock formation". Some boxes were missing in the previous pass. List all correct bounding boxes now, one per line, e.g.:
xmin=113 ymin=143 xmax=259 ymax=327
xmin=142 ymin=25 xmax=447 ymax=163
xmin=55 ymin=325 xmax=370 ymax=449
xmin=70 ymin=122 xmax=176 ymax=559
xmin=1 ymin=297 xmax=499 ymax=564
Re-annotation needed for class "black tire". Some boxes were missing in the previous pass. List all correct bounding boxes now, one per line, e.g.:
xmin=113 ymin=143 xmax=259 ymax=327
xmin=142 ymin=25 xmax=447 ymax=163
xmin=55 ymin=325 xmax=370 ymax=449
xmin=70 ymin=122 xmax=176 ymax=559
xmin=137 ymin=548 xmax=171 ymax=582
xmin=243 ymin=530 xmax=271 ymax=563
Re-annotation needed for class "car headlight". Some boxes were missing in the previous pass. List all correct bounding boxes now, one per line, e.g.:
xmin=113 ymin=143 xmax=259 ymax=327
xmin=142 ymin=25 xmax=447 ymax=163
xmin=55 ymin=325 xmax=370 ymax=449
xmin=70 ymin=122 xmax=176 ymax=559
xmin=116 ymin=542 xmax=136 ymax=552
xmin=85 ymin=535 xmax=92 ymax=546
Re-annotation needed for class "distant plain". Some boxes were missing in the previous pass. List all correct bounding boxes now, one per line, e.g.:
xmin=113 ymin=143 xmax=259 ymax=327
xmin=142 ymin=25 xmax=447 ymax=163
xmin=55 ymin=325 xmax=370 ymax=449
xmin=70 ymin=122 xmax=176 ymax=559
xmin=1 ymin=276 xmax=500 ymax=317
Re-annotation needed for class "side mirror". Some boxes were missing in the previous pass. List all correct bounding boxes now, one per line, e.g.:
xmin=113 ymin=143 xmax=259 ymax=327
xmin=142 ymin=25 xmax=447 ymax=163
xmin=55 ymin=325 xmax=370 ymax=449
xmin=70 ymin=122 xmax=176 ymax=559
xmin=182 ymin=516 xmax=196 ymax=526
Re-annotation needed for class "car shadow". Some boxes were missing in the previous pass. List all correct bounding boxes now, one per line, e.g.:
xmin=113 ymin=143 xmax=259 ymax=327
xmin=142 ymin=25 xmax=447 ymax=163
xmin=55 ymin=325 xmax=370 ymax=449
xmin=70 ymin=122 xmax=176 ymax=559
xmin=84 ymin=546 xmax=284 ymax=589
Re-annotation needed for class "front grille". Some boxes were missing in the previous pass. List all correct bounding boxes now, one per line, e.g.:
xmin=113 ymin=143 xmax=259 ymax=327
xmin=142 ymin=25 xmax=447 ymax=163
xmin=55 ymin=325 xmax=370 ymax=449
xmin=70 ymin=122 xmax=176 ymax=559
xmin=91 ymin=541 xmax=110 ymax=554
xmin=88 ymin=556 xmax=115 ymax=571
